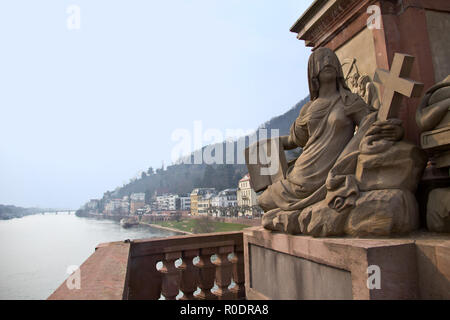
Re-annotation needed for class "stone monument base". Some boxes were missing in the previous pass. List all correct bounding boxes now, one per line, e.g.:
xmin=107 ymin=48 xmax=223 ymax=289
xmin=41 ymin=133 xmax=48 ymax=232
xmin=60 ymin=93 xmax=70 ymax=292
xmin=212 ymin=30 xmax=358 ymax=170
xmin=243 ymin=227 xmax=450 ymax=300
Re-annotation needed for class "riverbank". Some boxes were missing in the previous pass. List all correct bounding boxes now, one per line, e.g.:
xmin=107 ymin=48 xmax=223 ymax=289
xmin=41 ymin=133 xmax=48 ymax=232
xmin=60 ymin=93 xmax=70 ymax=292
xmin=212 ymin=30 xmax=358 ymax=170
xmin=77 ymin=212 xmax=257 ymax=235
xmin=140 ymin=222 xmax=192 ymax=235
xmin=149 ymin=219 xmax=249 ymax=234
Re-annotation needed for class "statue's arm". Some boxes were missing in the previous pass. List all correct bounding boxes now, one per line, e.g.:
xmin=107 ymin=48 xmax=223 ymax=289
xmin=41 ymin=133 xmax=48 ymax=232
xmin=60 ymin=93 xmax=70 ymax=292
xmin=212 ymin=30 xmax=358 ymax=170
xmin=283 ymin=113 xmax=310 ymax=150
xmin=416 ymin=97 xmax=450 ymax=132
xmin=281 ymin=102 xmax=311 ymax=150
xmin=280 ymin=135 xmax=298 ymax=150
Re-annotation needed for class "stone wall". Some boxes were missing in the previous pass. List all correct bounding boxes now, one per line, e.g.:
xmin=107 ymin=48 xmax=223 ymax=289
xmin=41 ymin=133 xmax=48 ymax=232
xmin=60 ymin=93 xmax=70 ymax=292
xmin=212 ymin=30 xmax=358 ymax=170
xmin=244 ymin=227 xmax=450 ymax=300
xmin=426 ymin=10 xmax=450 ymax=83
xmin=335 ymin=27 xmax=378 ymax=80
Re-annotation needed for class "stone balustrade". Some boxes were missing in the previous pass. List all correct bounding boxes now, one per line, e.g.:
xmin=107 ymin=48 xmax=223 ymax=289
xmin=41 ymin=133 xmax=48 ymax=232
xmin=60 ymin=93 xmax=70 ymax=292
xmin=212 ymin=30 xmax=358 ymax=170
xmin=48 ymin=231 xmax=245 ymax=300
xmin=127 ymin=231 xmax=245 ymax=300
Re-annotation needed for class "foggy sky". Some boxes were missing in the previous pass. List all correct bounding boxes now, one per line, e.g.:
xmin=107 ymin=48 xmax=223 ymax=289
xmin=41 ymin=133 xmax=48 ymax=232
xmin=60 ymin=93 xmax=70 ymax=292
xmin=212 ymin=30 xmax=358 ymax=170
xmin=0 ymin=0 xmax=312 ymax=209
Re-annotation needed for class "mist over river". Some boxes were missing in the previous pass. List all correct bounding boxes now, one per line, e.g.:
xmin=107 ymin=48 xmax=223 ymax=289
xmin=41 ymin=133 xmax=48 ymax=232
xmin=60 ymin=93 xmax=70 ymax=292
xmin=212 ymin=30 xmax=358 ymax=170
xmin=0 ymin=213 xmax=177 ymax=299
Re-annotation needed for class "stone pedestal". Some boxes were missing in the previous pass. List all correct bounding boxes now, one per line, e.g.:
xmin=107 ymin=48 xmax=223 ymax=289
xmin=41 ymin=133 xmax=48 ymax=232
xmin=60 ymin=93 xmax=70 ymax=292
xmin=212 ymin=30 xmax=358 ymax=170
xmin=421 ymin=126 xmax=450 ymax=168
xmin=243 ymin=227 xmax=450 ymax=300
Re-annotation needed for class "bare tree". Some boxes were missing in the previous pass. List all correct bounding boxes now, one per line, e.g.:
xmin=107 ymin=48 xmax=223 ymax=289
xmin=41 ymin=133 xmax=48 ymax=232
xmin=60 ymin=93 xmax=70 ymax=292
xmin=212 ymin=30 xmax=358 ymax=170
xmin=251 ymin=205 xmax=263 ymax=218
xmin=193 ymin=216 xmax=215 ymax=234
xmin=174 ymin=213 xmax=182 ymax=222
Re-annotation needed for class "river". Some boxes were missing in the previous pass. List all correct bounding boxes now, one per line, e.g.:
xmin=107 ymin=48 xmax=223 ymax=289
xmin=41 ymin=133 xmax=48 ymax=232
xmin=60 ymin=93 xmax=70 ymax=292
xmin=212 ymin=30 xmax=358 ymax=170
xmin=0 ymin=213 xmax=178 ymax=300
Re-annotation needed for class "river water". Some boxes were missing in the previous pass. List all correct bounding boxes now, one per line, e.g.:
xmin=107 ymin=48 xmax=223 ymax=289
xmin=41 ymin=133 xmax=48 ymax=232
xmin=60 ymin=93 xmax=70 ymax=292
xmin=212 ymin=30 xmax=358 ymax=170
xmin=0 ymin=213 xmax=177 ymax=300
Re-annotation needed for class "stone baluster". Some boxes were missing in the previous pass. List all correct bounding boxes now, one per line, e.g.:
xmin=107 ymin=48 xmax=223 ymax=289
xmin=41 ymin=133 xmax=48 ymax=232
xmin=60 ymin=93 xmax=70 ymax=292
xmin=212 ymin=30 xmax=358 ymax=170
xmin=231 ymin=244 xmax=246 ymax=300
xmin=194 ymin=248 xmax=217 ymax=300
xmin=179 ymin=249 xmax=199 ymax=300
xmin=127 ymin=254 xmax=163 ymax=300
xmin=213 ymin=245 xmax=234 ymax=300
xmin=160 ymin=252 xmax=182 ymax=300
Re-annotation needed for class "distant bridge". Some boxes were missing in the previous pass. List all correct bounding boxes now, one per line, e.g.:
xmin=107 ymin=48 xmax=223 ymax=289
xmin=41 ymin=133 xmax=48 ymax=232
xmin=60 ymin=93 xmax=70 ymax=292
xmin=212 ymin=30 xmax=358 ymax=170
xmin=40 ymin=210 xmax=75 ymax=215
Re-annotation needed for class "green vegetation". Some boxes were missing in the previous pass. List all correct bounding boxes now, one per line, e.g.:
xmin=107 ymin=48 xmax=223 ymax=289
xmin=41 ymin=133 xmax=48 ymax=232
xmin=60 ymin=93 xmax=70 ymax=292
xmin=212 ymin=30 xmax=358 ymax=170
xmin=106 ymin=164 xmax=248 ymax=202
xmin=152 ymin=218 xmax=249 ymax=234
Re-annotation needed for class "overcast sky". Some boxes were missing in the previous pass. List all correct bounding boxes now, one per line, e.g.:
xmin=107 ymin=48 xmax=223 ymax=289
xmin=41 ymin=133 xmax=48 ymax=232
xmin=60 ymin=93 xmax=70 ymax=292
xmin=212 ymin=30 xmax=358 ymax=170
xmin=0 ymin=0 xmax=313 ymax=209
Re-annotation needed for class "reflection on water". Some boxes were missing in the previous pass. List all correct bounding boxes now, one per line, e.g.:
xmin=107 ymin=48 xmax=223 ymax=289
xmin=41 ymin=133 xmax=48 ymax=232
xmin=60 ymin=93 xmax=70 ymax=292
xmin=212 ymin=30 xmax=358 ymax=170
xmin=0 ymin=213 xmax=177 ymax=300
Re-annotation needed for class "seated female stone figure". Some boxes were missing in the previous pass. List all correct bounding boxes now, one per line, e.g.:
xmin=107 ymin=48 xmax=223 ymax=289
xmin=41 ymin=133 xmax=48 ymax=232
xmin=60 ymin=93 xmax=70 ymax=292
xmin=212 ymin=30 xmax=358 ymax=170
xmin=257 ymin=48 xmax=414 ymax=237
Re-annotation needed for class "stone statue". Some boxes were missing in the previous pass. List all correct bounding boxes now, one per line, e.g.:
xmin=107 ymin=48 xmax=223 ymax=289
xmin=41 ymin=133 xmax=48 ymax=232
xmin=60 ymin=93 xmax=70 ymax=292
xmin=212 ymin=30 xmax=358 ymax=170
xmin=341 ymin=58 xmax=360 ymax=94
xmin=416 ymin=75 xmax=450 ymax=233
xmin=358 ymin=74 xmax=381 ymax=110
xmin=342 ymin=59 xmax=381 ymax=110
xmin=251 ymin=49 xmax=427 ymax=237
xmin=416 ymin=75 xmax=450 ymax=132
xmin=348 ymin=72 xmax=360 ymax=94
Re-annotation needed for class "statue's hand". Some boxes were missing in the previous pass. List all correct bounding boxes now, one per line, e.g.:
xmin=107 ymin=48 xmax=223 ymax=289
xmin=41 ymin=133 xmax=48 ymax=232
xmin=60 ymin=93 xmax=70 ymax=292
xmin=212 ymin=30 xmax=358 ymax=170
xmin=365 ymin=119 xmax=404 ymax=142
xmin=360 ymin=119 xmax=404 ymax=154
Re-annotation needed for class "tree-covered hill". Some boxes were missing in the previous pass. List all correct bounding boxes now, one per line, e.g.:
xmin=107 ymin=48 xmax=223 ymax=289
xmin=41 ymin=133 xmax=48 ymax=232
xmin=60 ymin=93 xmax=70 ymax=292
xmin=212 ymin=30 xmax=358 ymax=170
xmin=107 ymin=164 xmax=248 ymax=202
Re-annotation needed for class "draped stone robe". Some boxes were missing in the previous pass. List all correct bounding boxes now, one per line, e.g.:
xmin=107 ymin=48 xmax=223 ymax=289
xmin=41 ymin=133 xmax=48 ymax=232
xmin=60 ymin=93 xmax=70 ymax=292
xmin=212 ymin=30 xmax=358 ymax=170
xmin=258 ymin=89 xmax=372 ymax=213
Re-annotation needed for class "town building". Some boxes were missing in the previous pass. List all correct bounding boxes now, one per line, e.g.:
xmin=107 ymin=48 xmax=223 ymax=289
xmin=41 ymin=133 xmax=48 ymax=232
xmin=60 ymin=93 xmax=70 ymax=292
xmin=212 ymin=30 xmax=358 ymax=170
xmin=120 ymin=196 xmax=130 ymax=215
xmin=156 ymin=194 xmax=180 ymax=211
xmin=179 ymin=195 xmax=191 ymax=211
xmin=104 ymin=198 xmax=123 ymax=216
xmin=198 ymin=193 xmax=215 ymax=216
xmin=130 ymin=193 xmax=146 ymax=215
xmin=210 ymin=189 xmax=236 ymax=214
xmin=237 ymin=174 xmax=258 ymax=216
xmin=190 ymin=188 xmax=216 ymax=216
xmin=86 ymin=199 xmax=100 ymax=212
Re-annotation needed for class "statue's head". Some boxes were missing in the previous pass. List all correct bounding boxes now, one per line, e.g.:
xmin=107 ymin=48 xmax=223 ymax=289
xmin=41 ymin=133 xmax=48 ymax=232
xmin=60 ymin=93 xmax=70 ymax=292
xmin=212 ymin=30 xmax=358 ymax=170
xmin=308 ymin=47 xmax=348 ymax=100
xmin=351 ymin=73 xmax=360 ymax=86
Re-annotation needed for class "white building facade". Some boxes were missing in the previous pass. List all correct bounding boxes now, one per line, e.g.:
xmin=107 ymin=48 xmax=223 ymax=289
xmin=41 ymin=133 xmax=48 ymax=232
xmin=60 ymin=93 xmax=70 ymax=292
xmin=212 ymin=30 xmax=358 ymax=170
xmin=212 ymin=189 xmax=238 ymax=208
xmin=156 ymin=194 xmax=181 ymax=211
xmin=237 ymin=174 xmax=258 ymax=216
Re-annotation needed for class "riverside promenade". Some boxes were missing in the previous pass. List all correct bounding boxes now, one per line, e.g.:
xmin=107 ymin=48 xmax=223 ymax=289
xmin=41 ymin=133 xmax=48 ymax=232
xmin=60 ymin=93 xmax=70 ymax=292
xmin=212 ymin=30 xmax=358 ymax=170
xmin=140 ymin=222 xmax=192 ymax=235
xmin=141 ymin=216 xmax=261 ymax=234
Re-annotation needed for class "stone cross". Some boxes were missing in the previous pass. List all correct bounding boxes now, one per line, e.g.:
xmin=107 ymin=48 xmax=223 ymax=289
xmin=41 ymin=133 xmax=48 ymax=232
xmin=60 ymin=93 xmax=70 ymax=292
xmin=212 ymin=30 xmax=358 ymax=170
xmin=373 ymin=53 xmax=424 ymax=121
